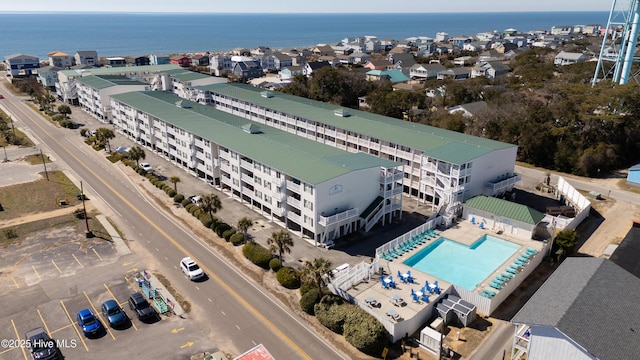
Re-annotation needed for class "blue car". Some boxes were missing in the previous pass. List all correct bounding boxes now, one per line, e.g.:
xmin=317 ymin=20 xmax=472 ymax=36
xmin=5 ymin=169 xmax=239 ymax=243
xmin=77 ymin=309 xmax=102 ymax=337
xmin=101 ymin=299 xmax=128 ymax=328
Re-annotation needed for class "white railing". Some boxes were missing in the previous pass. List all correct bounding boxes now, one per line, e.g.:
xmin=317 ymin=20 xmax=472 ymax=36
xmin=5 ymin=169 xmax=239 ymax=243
xmin=319 ymin=208 xmax=360 ymax=226
xmin=487 ymin=173 xmax=522 ymax=192
xmin=380 ymin=172 xmax=404 ymax=183
xmin=286 ymin=180 xmax=301 ymax=192
xmin=287 ymin=211 xmax=301 ymax=223
xmin=374 ymin=218 xmax=441 ymax=261
xmin=286 ymin=196 xmax=301 ymax=208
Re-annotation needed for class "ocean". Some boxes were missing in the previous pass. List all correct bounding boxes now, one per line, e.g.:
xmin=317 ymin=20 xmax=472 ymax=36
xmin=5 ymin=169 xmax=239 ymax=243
xmin=0 ymin=12 xmax=609 ymax=60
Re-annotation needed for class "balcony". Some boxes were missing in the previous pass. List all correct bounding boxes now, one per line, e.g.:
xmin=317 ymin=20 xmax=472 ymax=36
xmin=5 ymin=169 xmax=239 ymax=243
xmin=272 ymin=191 xmax=284 ymax=201
xmin=286 ymin=196 xmax=301 ymax=208
xmin=286 ymin=180 xmax=301 ymax=193
xmin=380 ymin=187 xmax=403 ymax=198
xmin=240 ymin=172 xmax=254 ymax=183
xmin=380 ymin=172 xmax=404 ymax=183
xmin=272 ymin=206 xmax=285 ymax=217
xmin=287 ymin=211 xmax=301 ymax=224
xmin=240 ymin=159 xmax=253 ymax=170
xmin=318 ymin=208 xmax=359 ymax=227
xmin=486 ymin=173 xmax=522 ymax=193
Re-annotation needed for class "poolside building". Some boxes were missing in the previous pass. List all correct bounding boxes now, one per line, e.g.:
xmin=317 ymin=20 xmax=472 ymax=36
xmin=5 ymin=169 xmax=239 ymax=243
xmin=109 ymin=91 xmax=404 ymax=245
xmin=192 ymin=83 xmax=520 ymax=222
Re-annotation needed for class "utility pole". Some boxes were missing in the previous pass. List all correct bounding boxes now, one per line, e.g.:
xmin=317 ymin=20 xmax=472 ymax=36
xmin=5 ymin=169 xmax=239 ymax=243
xmin=10 ymin=115 xmax=16 ymax=144
xmin=2 ymin=145 xmax=7 ymax=162
xmin=80 ymin=181 xmax=93 ymax=238
xmin=39 ymin=149 xmax=49 ymax=181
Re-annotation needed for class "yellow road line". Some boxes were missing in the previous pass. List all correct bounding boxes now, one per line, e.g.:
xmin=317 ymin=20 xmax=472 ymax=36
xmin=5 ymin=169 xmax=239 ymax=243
xmin=14 ymin=99 xmax=313 ymax=360
xmin=10 ymin=319 xmax=28 ymax=360
xmin=103 ymin=284 xmax=137 ymax=331
xmin=0 ymin=347 xmax=17 ymax=356
xmin=83 ymin=291 xmax=115 ymax=341
xmin=11 ymin=275 xmax=19 ymax=289
xmin=59 ymin=300 xmax=89 ymax=352
xmin=51 ymin=259 xmax=62 ymax=273
xmin=92 ymin=248 xmax=103 ymax=261
xmin=32 ymin=265 xmax=41 ymax=281
xmin=37 ymin=308 xmax=53 ymax=336
xmin=49 ymin=323 xmax=74 ymax=335
xmin=72 ymin=254 xmax=84 ymax=268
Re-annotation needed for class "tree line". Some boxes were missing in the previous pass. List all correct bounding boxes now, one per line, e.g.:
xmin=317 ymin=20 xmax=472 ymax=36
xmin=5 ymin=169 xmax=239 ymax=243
xmin=280 ymin=46 xmax=640 ymax=177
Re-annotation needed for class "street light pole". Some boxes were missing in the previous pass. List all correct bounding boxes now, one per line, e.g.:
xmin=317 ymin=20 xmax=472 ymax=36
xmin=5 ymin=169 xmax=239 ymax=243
xmin=9 ymin=115 xmax=16 ymax=144
xmin=80 ymin=181 xmax=93 ymax=238
xmin=2 ymin=145 xmax=7 ymax=162
xmin=39 ymin=149 xmax=49 ymax=181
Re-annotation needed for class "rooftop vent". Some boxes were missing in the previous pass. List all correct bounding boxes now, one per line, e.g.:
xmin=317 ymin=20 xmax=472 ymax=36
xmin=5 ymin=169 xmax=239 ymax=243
xmin=261 ymin=91 xmax=274 ymax=98
xmin=334 ymin=108 xmax=350 ymax=117
xmin=175 ymin=100 xmax=191 ymax=108
xmin=242 ymin=123 xmax=262 ymax=134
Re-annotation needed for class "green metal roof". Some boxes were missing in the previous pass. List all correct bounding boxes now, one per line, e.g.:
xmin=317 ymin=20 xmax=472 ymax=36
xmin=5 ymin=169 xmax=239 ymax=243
xmin=161 ymin=68 xmax=214 ymax=82
xmin=464 ymin=195 xmax=546 ymax=225
xmin=110 ymin=91 xmax=400 ymax=185
xmin=60 ymin=64 xmax=182 ymax=78
xmin=196 ymin=83 xmax=516 ymax=165
xmin=75 ymin=75 xmax=147 ymax=89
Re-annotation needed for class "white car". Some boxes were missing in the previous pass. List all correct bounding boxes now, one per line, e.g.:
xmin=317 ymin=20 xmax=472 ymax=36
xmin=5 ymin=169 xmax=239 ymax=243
xmin=139 ymin=162 xmax=153 ymax=172
xmin=180 ymin=257 xmax=204 ymax=280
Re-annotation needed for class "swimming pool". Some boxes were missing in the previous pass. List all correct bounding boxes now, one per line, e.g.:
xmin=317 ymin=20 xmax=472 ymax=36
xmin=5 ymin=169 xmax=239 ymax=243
xmin=403 ymin=235 xmax=520 ymax=291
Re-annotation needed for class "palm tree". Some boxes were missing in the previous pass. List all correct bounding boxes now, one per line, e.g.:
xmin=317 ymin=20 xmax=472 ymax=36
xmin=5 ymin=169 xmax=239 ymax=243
xmin=169 ymin=176 xmax=181 ymax=193
xmin=199 ymin=193 xmax=222 ymax=220
xmin=266 ymin=229 xmax=294 ymax=261
xmin=237 ymin=217 xmax=253 ymax=243
xmin=301 ymin=257 xmax=333 ymax=295
xmin=96 ymin=127 xmax=115 ymax=152
xmin=129 ymin=146 xmax=146 ymax=166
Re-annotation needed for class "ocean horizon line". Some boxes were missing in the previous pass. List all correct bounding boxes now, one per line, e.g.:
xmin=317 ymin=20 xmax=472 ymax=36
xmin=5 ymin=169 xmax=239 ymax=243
xmin=0 ymin=10 xmax=609 ymax=15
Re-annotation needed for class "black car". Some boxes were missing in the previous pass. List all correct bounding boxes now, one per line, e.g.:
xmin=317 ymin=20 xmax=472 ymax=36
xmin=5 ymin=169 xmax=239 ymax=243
xmin=25 ymin=327 xmax=62 ymax=360
xmin=128 ymin=292 xmax=156 ymax=319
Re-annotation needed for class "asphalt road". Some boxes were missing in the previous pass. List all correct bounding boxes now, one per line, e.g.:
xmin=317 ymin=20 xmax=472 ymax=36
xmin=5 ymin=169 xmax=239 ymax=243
xmin=0 ymin=84 xmax=347 ymax=359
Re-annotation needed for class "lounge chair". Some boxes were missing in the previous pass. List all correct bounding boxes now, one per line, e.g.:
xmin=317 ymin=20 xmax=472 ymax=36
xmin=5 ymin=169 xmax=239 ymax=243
xmin=526 ymin=248 xmax=538 ymax=255
xmin=382 ymin=253 xmax=394 ymax=262
xmin=515 ymin=259 xmax=527 ymax=267
xmin=501 ymin=272 xmax=514 ymax=279
xmin=386 ymin=250 xmax=398 ymax=259
xmin=510 ymin=263 xmax=522 ymax=270
xmin=489 ymin=282 xmax=502 ymax=290
xmin=494 ymin=277 xmax=506 ymax=284
xmin=483 ymin=289 xmax=497 ymax=297
xmin=479 ymin=292 xmax=491 ymax=298
xmin=520 ymin=253 xmax=531 ymax=259
xmin=505 ymin=268 xmax=517 ymax=275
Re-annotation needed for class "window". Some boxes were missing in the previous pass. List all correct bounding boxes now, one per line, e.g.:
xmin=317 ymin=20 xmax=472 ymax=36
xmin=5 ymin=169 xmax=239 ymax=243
xmin=304 ymin=215 xmax=314 ymax=226
xmin=255 ymin=177 xmax=262 ymax=186
xmin=304 ymin=199 xmax=313 ymax=210
xmin=231 ymin=165 xmax=238 ymax=173
xmin=304 ymin=183 xmax=313 ymax=194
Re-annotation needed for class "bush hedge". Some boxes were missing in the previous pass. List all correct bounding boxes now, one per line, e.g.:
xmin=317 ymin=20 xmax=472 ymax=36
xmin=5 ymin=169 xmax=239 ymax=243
xmin=166 ymin=188 xmax=176 ymax=197
xmin=230 ymin=233 xmax=244 ymax=246
xmin=185 ymin=204 xmax=196 ymax=214
xmin=268 ymin=258 xmax=282 ymax=271
xmin=343 ymin=306 xmax=389 ymax=356
xmin=199 ymin=214 xmax=214 ymax=228
xmin=181 ymin=198 xmax=192 ymax=207
xmin=174 ymin=194 xmax=185 ymax=203
xmin=300 ymin=288 xmax=320 ymax=315
xmin=299 ymin=283 xmax=314 ymax=296
xmin=215 ymin=222 xmax=231 ymax=237
xmin=242 ymin=242 xmax=273 ymax=269
xmin=276 ymin=267 xmax=301 ymax=289
xmin=222 ymin=228 xmax=236 ymax=242
xmin=315 ymin=295 xmax=348 ymax=334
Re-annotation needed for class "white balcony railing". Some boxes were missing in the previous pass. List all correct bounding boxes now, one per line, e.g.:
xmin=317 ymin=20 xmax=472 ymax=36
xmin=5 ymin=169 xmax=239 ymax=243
xmin=318 ymin=208 xmax=359 ymax=227
xmin=286 ymin=180 xmax=301 ymax=193
xmin=286 ymin=196 xmax=301 ymax=208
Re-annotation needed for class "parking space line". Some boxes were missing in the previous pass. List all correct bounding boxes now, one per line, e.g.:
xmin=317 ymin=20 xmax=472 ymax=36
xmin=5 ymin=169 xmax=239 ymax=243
xmin=103 ymin=284 xmax=137 ymax=331
xmin=49 ymin=323 xmax=74 ymax=335
xmin=10 ymin=319 xmax=28 ymax=360
xmin=37 ymin=308 xmax=53 ymax=336
xmin=32 ymin=265 xmax=41 ymax=281
xmin=83 ymin=291 xmax=116 ymax=341
xmin=11 ymin=275 xmax=19 ymax=289
xmin=0 ymin=347 xmax=17 ymax=356
xmin=72 ymin=254 xmax=84 ymax=268
xmin=122 ymin=262 xmax=133 ymax=267
xmin=51 ymin=260 xmax=62 ymax=273
xmin=92 ymin=248 xmax=103 ymax=261
xmin=59 ymin=300 xmax=89 ymax=352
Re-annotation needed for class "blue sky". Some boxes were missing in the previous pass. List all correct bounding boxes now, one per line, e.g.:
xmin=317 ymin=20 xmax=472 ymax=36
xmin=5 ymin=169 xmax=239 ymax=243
xmin=3 ymin=0 xmax=609 ymax=13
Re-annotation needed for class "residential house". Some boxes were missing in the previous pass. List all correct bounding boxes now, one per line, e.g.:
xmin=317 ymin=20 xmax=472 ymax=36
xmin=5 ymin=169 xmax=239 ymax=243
xmin=5 ymin=54 xmax=40 ymax=78
xmin=409 ymin=63 xmax=446 ymax=80
xmin=387 ymin=52 xmax=416 ymax=68
xmin=47 ymin=51 xmax=73 ymax=68
xmin=232 ymin=48 xmax=251 ymax=56
xmin=416 ymin=43 xmax=438 ymax=57
xmin=74 ymin=50 xmax=98 ymax=66
xmin=450 ymin=36 xmax=472 ymax=48
xmin=554 ymin=51 xmax=586 ymax=66
xmin=149 ymin=53 xmax=171 ymax=65
xmin=479 ymin=49 xmax=503 ymax=61
xmin=270 ymin=53 xmax=293 ymax=70
xmin=627 ymin=163 xmax=640 ymax=186
xmin=37 ymin=66 xmax=61 ymax=89
xmin=471 ymin=61 xmax=511 ymax=79
xmin=550 ymin=25 xmax=574 ymax=36
xmin=105 ymin=57 xmax=126 ymax=67
xmin=318 ymin=56 xmax=341 ymax=67
xmin=109 ymin=91 xmax=403 ymax=247
xmin=350 ymin=53 xmax=372 ymax=64
xmin=303 ymin=61 xmax=331 ymax=77
xmin=133 ymin=56 xmax=151 ymax=67
xmin=251 ymin=46 xmax=271 ymax=57
xmin=312 ymin=44 xmax=335 ymax=57
xmin=448 ymin=101 xmax=488 ymax=118
xmin=209 ymin=54 xmax=233 ymax=76
xmin=581 ymin=24 xmax=601 ymax=36
xmin=494 ymin=42 xmax=518 ymax=54
xmin=170 ymin=56 xmax=191 ymax=67
xmin=191 ymin=55 xmax=209 ymax=67
xmin=511 ymin=258 xmax=640 ymax=360
xmin=476 ymin=31 xmax=500 ymax=42
xmin=437 ymin=67 xmax=470 ymax=80
xmin=365 ymin=38 xmax=382 ymax=53
xmin=435 ymin=32 xmax=449 ymax=42
xmin=453 ymin=56 xmax=475 ymax=67
xmin=388 ymin=45 xmax=409 ymax=55
xmin=365 ymin=69 xmax=410 ymax=83
xmin=463 ymin=41 xmax=491 ymax=52
xmin=75 ymin=75 xmax=149 ymax=122
xmin=435 ymin=44 xmax=459 ymax=55
xmin=363 ymin=59 xmax=394 ymax=71
xmin=232 ymin=60 xmax=263 ymax=81
xmin=279 ymin=66 xmax=305 ymax=80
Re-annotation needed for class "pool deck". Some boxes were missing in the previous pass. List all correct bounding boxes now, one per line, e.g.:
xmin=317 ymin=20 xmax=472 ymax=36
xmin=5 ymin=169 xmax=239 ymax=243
xmin=346 ymin=220 xmax=546 ymax=324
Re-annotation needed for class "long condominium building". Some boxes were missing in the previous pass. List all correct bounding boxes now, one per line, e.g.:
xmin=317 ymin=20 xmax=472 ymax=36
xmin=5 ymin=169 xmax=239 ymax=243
xmin=109 ymin=91 xmax=403 ymax=246
xmin=192 ymin=83 xmax=520 ymax=220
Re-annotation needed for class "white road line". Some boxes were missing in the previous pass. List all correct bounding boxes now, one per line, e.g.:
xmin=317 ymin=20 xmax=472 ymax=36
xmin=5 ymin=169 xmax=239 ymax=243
xmin=208 ymin=298 xmax=212 ymax=302
xmin=221 ymin=311 xmax=226 ymax=316
xmin=235 ymin=325 xmax=241 ymax=330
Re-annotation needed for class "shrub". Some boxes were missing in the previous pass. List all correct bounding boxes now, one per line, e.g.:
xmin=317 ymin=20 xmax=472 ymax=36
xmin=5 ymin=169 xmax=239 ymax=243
xmin=343 ymin=307 xmax=389 ymax=356
xmin=300 ymin=288 xmax=320 ymax=315
xmin=45 ymin=110 xmax=56 ymax=117
xmin=136 ymin=167 xmax=146 ymax=175
xmin=174 ymin=194 xmax=185 ymax=203
xmin=208 ymin=216 xmax=219 ymax=231
xmin=299 ymin=283 xmax=315 ymax=296
xmin=145 ymin=173 xmax=156 ymax=181
xmin=59 ymin=119 xmax=75 ymax=128
xmin=242 ymin=242 xmax=273 ymax=269
xmin=52 ymin=114 xmax=65 ymax=122
xmin=199 ymin=214 xmax=213 ymax=228
xmin=80 ymin=128 xmax=88 ymax=137
xmin=276 ymin=267 xmax=301 ymax=289
xmin=222 ymin=228 xmax=236 ymax=242
xmin=185 ymin=203 xmax=196 ymax=214
xmin=181 ymin=198 xmax=192 ymax=207
xmin=162 ymin=184 xmax=171 ymax=191
xmin=166 ymin=189 xmax=176 ymax=197
xmin=4 ymin=229 xmax=18 ymax=239
xmin=230 ymin=233 xmax=244 ymax=246
xmin=315 ymin=295 xmax=348 ymax=333
xmin=72 ymin=209 xmax=85 ymax=219
xmin=215 ymin=222 xmax=231 ymax=237
xmin=269 ymin=258 xmax=282 ymax=271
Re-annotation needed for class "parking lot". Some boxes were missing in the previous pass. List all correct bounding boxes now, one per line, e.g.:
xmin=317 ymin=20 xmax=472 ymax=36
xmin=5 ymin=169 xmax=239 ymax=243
xmin=0 ymin=222 xmax=214 ymax=359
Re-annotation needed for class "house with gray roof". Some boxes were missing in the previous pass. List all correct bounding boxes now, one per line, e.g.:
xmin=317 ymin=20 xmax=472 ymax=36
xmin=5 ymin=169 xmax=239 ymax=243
xmin=448 ymin=101 xmax=489 ymax=118
xmin=4 ymin=53 xmax=40 ymax=78
xmin=511 ymin=258 xmax=640 ymax=360
xmin=37 ymin=66 xmax=61 ymax=89
xmin=437 ymin=67 xmax=471 ymax=80
xmin=554 ymin=51 xmax=586 ymax=66
xmin=471 ymin=61 xmax=511 ymax=79
xmin=74 ymin=50 xmax=98 ymax=66
xmin=410 ymin=63 xmax=446 ymax=80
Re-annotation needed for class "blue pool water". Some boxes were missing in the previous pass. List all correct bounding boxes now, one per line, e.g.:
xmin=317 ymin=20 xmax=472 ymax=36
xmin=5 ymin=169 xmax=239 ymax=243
xmin=403 ymin=235 xmax=520 ymax=291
